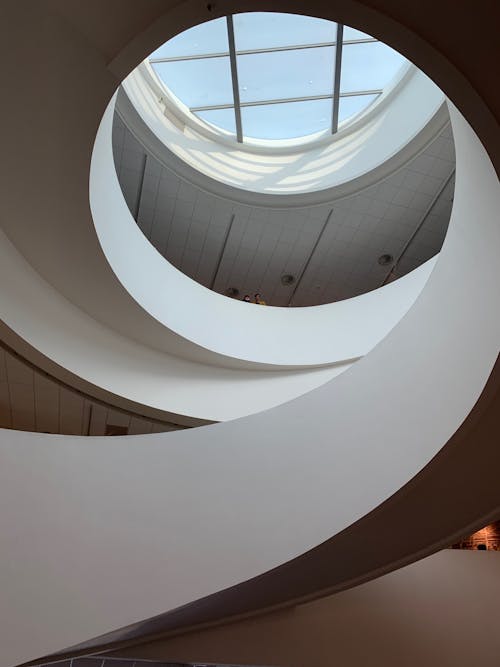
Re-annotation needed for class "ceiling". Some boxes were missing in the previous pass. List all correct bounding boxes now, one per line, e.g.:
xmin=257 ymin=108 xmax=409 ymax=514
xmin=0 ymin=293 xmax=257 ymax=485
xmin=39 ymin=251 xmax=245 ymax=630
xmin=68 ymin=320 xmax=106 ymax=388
xmin=0 ymin=344 xmax=185 ymax=436
xmin=113 ymin=110 xmax=455 ymax=307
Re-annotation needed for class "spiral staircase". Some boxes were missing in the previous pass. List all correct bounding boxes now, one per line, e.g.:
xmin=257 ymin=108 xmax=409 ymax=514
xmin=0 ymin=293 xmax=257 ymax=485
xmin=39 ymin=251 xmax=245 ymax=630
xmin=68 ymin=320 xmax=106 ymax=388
xmin=1 ymin=1 xmax=499 ymax=666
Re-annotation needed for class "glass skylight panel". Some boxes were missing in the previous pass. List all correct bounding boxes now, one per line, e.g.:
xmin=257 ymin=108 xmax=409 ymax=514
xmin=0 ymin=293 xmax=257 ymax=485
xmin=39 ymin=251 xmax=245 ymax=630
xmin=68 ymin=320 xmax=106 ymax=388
xmin=343 ymin=26 xmax=374 ymax=42
xmin=195 ymin=108 xmax=237 ymax=135
xmin=233 ymin=13 xmax=336 ymax=50
xmin=150 ymin=17 xmax=229 ymax=59
xmin=338 ymin=93 xmax=379 ymax=124
xmin=147 ymin=13 xmax=408 ymax=143
xmin=152 ymin=57 xmax=233 ymax=108
xmin=242 ymin=99 xmax=332 ymax=139
xmin=237 ymin=47 xmax=334 ymax=103
xmin=340 ymin=41 xmax=406 ymax=93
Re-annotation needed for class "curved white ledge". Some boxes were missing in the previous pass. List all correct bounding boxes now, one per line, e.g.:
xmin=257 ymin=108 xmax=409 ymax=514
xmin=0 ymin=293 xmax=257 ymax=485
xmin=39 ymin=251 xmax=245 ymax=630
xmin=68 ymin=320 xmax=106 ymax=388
xmin=122 ymin=63 xmax=446 ymax=204
xmin=91 ymin=92 xmax=435 ymax=367
xmin=0 ymin=229 xmax=349 ymax=423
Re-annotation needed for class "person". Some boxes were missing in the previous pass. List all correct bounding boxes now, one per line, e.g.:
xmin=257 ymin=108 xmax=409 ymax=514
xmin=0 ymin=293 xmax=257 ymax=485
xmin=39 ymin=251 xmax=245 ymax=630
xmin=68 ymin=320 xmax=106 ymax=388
xmin=243 ymin=294 xmax=251 ymax=302
xmin=254 ymin=293 xmax=267 ymax=305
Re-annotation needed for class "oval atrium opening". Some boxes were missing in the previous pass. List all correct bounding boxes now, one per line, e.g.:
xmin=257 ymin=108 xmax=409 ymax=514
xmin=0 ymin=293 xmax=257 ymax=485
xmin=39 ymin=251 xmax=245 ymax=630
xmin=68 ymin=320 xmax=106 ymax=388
xmin=112 ymin=12 xmax=455 ymax=307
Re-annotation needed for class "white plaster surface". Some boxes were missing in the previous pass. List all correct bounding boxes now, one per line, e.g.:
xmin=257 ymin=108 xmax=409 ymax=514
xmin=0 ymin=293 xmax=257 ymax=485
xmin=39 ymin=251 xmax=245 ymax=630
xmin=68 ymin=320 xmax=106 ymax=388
xmin=0 ymin=230 xmax=350 ymax=422
xmin=0 ymin=105 xmax=499 ymax=667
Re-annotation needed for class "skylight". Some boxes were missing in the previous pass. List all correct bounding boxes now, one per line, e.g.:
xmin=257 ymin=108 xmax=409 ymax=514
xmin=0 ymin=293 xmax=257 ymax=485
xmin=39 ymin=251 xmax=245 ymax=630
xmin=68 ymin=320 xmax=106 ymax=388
xmin=149 ymin=13 xmax=407 ymax=143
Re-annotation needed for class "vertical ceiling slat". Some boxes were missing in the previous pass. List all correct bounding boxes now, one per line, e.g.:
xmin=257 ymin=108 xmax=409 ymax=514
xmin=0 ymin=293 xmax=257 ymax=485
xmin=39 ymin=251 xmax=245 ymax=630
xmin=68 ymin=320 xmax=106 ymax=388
xmin=288 ymin=209 xmax=334 ymax=307
xmin=34 ymin=372 xmax=60 ymax=433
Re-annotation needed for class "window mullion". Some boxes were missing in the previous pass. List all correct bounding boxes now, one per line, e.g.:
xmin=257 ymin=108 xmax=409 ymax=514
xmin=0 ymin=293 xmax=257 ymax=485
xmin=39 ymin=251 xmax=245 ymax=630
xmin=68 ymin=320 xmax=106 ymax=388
xmin=331 ymin=23 xmax=344 ymax=133
xmin=226 ymin=15 xmax=243 ymax=142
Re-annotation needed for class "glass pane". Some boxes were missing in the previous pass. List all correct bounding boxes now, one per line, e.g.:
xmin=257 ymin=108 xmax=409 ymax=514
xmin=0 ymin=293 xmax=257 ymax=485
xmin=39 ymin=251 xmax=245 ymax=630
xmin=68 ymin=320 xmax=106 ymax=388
xmin=195 ymin=108 xmax=237 ymax=135
xmin=338 ymin=93 xmax=378 ymax=124
xmin=151 ymin=57 xmax=233 ymax=108
xmin=241 ymin=99 xmax=332 ymax=139
xmin=234 ymin=12 xmax=336 ymax=50
xmin=238 ymin=47 xmax=334 ymax=103
xmin=343 ymin=26 xmax=373 ymax=41
xmin=149 ymin=17 xmax=228 ymax=59
xmin=340 ymin=41 xmax=406 ymax=93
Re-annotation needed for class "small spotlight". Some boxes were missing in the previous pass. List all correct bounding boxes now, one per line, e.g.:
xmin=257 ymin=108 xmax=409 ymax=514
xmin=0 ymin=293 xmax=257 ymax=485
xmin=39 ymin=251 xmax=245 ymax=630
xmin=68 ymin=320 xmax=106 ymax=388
xmin=378 ymin=253 xmax=394 ymax=266
xmin=281 ymin=274 xmax=295 ymax=286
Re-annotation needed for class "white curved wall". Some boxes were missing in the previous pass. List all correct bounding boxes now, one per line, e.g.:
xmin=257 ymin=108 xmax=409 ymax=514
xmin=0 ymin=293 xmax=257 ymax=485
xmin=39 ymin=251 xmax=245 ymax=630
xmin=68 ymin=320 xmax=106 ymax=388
xmin=112 ymin=550 xmax=500 ymax=667
xmin=91 ymin=92 xmax=436 ymax=367
xmin=0 ymin=230 xmax=350 ymax=423
xmin=0 ymin=83 xmax=438 ymax=424
xmin=0 ymin=104 xmax=498 ymax=667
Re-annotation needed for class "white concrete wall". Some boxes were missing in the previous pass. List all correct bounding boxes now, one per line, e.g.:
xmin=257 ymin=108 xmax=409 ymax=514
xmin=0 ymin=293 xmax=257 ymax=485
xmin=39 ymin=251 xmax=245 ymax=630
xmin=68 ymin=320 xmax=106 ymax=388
xmin=0 ymin=104 xmax=498 ymax=667
xmin=114 ymin=550 xmax=500 ymax=667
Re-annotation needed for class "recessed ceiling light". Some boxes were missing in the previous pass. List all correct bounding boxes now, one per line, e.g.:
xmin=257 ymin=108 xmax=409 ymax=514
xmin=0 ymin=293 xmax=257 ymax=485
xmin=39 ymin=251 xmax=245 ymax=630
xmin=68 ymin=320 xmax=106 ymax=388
xmin=378 ymin=253 xmax=394 ymax=266
xmin=281 ymin=274 xmax=295 ymax=286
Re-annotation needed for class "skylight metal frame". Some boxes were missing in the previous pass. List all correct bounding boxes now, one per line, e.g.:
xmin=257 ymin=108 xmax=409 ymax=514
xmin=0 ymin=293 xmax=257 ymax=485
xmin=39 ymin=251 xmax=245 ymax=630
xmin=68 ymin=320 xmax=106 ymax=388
xmin=148 ymin=36 xmax=377 ymax=63
xmin=149 ymin=16 xmax=397 ymax=142
xmin=226 ymin=15 xmax=243 ymax=142
xmin=190 ymin=90 xmax=382 ymax=113
xmin=331 ymin=23 xmax=344 ymax=133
